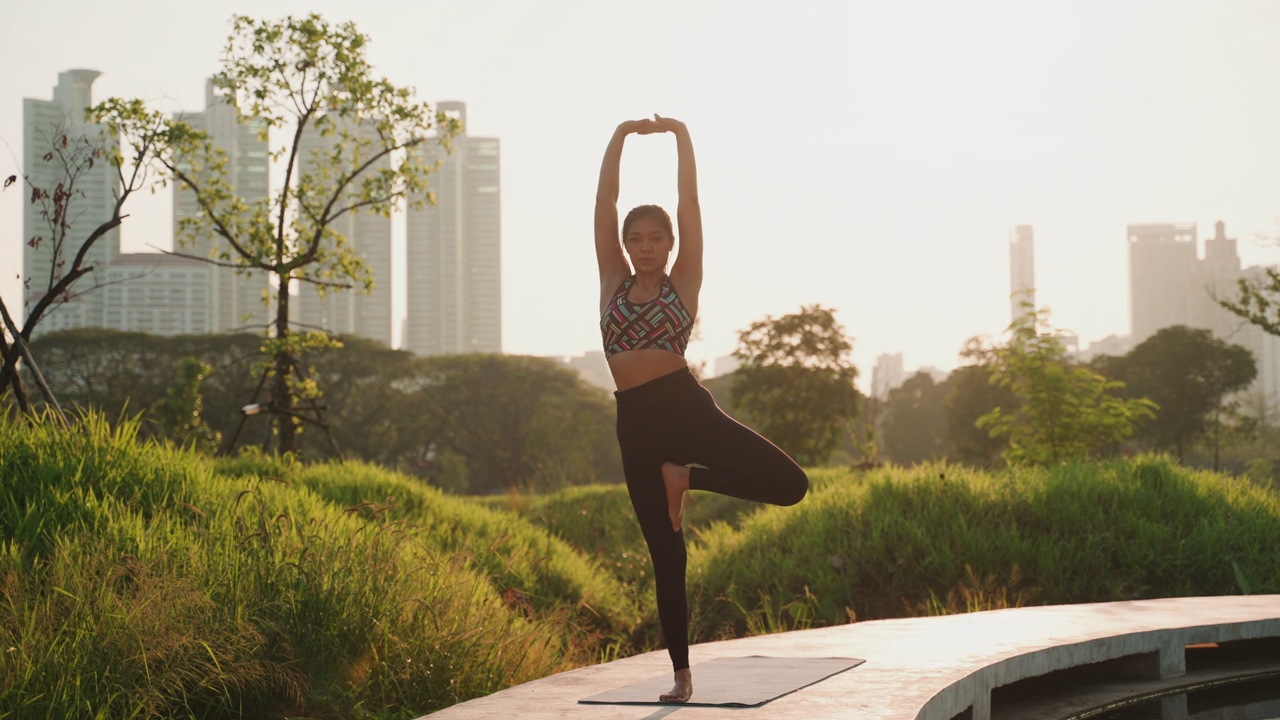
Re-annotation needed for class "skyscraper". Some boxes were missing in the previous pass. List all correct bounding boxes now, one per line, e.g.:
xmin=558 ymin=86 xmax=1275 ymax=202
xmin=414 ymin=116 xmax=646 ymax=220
xmin=872 ymin=353 xmax=905 ymax=401
xmin=23 ymin=69 xmax=119 ymax=333
xmin=1008 ymin=225 xmax=1035 ymax=324
xmin=1187 ymin=222 xmax=1280 ymax=407
xmin=173 ymin=79 xmax=271 ymax=334
xmin=294 ymin=118 xmax=393 ymax=346
xmin=405 ymin=101 xmax=502 ymax=355
xmin=1128 ymin=223 xmax=1197 ymax=345
xmin=1129 ymin=220 xmax=1280 ymax=407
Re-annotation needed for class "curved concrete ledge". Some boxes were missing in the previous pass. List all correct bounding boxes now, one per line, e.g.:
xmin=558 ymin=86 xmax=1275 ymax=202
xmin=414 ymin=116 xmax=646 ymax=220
xmin=420 ymin=596 xmax=1280 ymax=720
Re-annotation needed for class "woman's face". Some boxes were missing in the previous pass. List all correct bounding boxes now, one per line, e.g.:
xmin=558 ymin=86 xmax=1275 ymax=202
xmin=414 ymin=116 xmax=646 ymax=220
xmin=624 ymin=215 xmax=674 ymax=273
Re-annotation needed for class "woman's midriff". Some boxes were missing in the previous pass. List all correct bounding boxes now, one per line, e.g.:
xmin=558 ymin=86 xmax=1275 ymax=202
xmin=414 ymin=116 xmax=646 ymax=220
xmin=608 ymin=349 xmax=690 ymax=391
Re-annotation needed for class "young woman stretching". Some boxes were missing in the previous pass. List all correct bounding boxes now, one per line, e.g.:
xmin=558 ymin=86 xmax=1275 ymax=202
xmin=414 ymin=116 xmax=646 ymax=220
xmin=596 ymin=115 xmax=809 ymax=704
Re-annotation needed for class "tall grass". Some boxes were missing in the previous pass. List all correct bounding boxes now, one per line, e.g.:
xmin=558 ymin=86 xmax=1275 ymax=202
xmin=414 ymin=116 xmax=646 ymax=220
xmin=0 ymin=413 xmax=610 ymax=718
xmin=683 ymin=459 xmax=1280 ymax=641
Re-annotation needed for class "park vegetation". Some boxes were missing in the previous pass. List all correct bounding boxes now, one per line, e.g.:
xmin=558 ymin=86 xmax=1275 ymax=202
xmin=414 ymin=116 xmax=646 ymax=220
xmin=3 ymin=412 xmax=1277 ymax=718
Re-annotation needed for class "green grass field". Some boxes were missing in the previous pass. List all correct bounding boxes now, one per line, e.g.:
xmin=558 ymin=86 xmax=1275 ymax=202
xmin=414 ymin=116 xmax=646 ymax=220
xmin=3 ymin=413 xmax=1277 ymax=718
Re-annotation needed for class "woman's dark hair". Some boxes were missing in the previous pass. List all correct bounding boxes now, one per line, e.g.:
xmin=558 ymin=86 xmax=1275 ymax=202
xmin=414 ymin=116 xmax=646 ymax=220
xmin=622 ymin=204 xmax=674 ymax=241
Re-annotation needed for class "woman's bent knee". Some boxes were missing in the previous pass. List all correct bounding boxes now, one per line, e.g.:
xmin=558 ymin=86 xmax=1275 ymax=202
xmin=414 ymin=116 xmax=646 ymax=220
xmin=778 ymin=468 xmax=809 ymax=506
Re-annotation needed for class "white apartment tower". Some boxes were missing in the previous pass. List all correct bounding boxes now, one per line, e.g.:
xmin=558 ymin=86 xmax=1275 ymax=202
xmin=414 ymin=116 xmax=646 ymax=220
xmin=1130 ymin=220 xmax=1280 ymax=407
xmin=1128 ymin=223 xmax=1198 ymax=345
xmin=173 ymin=79 xmax=271 ymax=334
xmin=405 ymin=101 xmax=502 ymax=355
xmin=1186 ymin=222 xmax=1280 ymax=408
xmin=872 ymin=353 xmax=906 ymax=401
xmin=23 ymin=69 xmax=119 ymax=333
xmin=1009 ymin=225 xmax=1035 ymax=324
xmin=294 ymin=117 xmax=393 ymax=346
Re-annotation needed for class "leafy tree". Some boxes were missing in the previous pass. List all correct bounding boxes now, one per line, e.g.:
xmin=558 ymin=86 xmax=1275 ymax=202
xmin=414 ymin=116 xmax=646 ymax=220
xmin=26 ymin=329 xmax=262 ymax=441
xmin=940 ymin=337 xmax=1014 ymax=467
xmin=150 ymin=356 xmax=222 ymax=454
xmin=730 ymin=305 xmax=860 ymax=466
xmin=1100 ymin=325 xmax=1256 ymax=464
xmin=977 ymin=309 xmax=1156 ymax=465
xmin=296 ymin=336 xmax=427 ymax=464
xmin=412 ymin=354 xmax=620 ymax=493
xmin=881 ymin=371 xmax=948 ymax=464
xmin=94 ymin=14 xmax=459 ymax=455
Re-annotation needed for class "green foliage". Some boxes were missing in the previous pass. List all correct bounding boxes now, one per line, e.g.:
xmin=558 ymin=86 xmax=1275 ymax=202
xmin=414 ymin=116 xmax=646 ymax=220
xmin=23 ymin=331 xmax=622 ymax=492
xmin=0 ymin=411 xmax=623 ymax=718
xmin=683 ymin=459 xmax=1280 ymax=640
xmin=1219 ymin=265 xmax=1280 ymax=337
xmin=943 ymin=362 xmax=1013 ymax=467
xmin=7 ymin=410 xmax=1278 ymax=716
xmin=1245 ymin=457 xmax=1274 ymax=486
xmin=409 ymin=354 xmax=621 ymax=493
xmin=881 ymin=371 xmax=948 ymax=464
xmin=731 ymin=305 xmax=861 ymax=465
xmin=1095 ymin=325 xmax=1257 ymax=461
xmin=150 ymin=356 xmax=222 ymax=454
xmin=977 ymin=308 xmax=1156 ymax=465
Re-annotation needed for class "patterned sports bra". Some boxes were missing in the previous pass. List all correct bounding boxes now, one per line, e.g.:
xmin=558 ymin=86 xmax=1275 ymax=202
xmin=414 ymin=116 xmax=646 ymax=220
xmin=601 ymin=275 xmax=694 ymax=358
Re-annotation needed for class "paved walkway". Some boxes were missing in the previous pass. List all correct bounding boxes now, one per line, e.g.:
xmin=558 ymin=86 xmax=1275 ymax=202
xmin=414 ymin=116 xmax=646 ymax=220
xmin=420 ymin=596 xmax=1280 ymax=720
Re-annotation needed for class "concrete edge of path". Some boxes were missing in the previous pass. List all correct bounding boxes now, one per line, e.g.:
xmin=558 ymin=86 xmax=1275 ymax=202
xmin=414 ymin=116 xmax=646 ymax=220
xmin=420 ymin=595 xmax=1280 ymax=720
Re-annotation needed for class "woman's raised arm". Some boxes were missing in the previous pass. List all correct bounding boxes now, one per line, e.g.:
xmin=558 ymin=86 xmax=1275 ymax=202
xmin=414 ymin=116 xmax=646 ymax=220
xmin=597 ymin=120 xmax=653 ymax=297
xmin=657 ymin=116 xmax=703 ymax=303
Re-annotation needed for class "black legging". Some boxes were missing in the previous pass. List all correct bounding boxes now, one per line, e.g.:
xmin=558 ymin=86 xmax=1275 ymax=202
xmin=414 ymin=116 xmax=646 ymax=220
xmin=614 ymin=367 xmax=809 ymax=671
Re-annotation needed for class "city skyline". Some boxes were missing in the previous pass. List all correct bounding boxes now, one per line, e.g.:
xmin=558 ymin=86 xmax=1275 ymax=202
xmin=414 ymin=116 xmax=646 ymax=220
xmin=5 ymin=1 xmax=1280 ymax=392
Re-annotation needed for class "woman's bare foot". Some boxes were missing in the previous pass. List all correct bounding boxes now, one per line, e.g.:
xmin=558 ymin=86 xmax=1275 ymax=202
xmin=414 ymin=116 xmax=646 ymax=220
xmin=660 ymin=668 xmax=693 ymax=703
xmin=660 ymin=462 xmax=689 ymax=532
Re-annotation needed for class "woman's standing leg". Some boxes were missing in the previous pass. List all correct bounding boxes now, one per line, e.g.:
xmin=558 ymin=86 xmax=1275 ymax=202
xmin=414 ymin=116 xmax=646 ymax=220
xmin=620 ymin=441 xmax=692 ymax=673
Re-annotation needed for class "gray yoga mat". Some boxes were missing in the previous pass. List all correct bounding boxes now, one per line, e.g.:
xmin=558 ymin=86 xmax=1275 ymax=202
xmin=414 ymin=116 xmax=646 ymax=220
xmin=579 ymin=655 xmax=865 ymax=707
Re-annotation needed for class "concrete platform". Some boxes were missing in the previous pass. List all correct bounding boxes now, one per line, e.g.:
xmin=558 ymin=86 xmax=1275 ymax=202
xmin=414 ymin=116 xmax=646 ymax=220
xmin=420 ymin=596 xmax=1280 ymax=720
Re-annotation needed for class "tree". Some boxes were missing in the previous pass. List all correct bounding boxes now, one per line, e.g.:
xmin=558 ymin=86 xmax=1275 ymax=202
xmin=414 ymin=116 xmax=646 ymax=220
xmin=412 ymin=354 xmax=620 ymax=493
xmin=100 ymin=14 xmax=459 ymax=455
xmin=942 ymin=369 xmax=1007 ymax=468
xmin=1102 ymin=325 xmax=1256 ymax=463
xmin=26 ymin=328 xmax=263 ymax=441
xmin=2 ymin=105 xmax=187 ymax=415
xmin=296 ymin=336 xmax=427 ymax=465
xmin=151 ymin=356 xmax=222 ymax=454
xmin=730 ymin=305 xmax=860 ymax=466
xmin=977 ymin=309 xmax=1156 ymax=465
xmin=881 ymin=371 xmax=948 ymax=465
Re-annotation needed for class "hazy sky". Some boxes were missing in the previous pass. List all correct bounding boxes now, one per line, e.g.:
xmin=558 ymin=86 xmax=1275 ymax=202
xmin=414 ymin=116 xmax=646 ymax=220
xmin=4 ymin=0 xmax=1280 ymax=388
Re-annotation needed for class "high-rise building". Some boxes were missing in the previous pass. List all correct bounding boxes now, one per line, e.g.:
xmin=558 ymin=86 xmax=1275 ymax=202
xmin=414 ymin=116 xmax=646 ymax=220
xmin=101 ymin=253 xmax=212 ymax=335
xmin=1130 ymin=221 xmax=1280 ymax=406
xmin=405 ymin=101 xmax=502 ymax=355
xmin=1009 ymin=225 xmax=1035 ymax=324
xmin=871 ymin=353 xmax=905 ymax=401
xmin=294 ymin=117 xmax=393 ymax=346
xmin=1186 ymin=222 xmax=1280 ymax=406
xmin=173 ymin=79 xmax=271 ymax=335
xmin=23 ymin=69 xmax=119 ymax=333
xmin=1128 ymin=223 xmax=1197 ymax=345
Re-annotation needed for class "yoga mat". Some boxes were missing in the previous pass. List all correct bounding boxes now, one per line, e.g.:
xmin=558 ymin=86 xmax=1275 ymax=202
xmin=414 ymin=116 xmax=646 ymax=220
xmin=579 ymin=655 xmax=865 ymax=707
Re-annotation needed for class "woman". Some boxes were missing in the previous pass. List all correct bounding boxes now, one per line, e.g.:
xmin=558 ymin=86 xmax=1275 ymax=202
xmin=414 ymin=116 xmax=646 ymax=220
xmin=596 ymin=115 xmax=810 ymax=704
